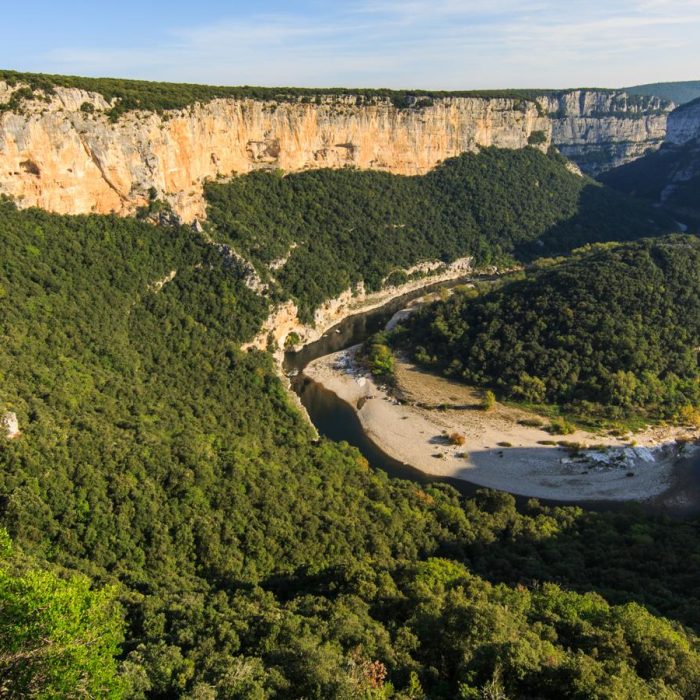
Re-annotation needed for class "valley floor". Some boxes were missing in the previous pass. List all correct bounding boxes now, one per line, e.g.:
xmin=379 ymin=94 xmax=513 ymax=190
xmin=305 ymin=346 xmax=700 ymax=502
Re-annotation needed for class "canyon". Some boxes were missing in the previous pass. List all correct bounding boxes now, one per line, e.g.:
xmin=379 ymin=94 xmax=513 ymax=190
xmin=0 ymin=81 xmax=670 ymax=222
xmin=600 ymin=96 xmax=700 ymax=222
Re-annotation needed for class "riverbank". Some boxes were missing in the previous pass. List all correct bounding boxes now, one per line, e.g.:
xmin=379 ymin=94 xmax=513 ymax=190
xmin=306 ymin=346 xmax=700 ymax=502
xmin=244 ymin=257 xmax=481 ymax=357
xmin=251 ymin=266 xmax=495 ymax=433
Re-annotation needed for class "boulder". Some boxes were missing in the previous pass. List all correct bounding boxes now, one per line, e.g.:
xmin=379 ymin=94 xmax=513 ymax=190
xmin=2 ymin=411 xmax=19 ymax=439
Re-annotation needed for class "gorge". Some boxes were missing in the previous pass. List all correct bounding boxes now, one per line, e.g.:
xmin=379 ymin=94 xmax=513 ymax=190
xmin=602 ymin=96 xmax=700 ymax=223
xmin=3 ymin=70 xmax=700 ymax=699
xmin=0 ymin=76 xmax=671 ymax=221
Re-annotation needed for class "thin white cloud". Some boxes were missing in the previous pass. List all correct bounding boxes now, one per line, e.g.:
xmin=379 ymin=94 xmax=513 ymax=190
xmin=41 ymin=1 xmax=700 ymax=89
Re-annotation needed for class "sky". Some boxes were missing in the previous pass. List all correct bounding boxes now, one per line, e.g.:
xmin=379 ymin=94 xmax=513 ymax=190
xmin=2 ymin=1 xmax=699 ymax=89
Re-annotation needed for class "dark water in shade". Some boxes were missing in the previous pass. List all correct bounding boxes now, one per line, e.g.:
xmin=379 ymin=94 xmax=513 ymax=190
xmin=284 ymin=279 xmax=700 ymax=518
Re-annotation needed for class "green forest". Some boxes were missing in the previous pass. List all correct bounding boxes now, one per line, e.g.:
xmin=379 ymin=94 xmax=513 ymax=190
xmin=206 ymin=147 xmax=674 ymax=320
xmin=600 ymin=139 xmax=700 ymax=226
xmin=625 ymin=81 xmax=700 ymax=106
xmin=396 ymin=237 xmax=700 ymax=423
xmin=1 ymin=178 xmax=699 ymax=697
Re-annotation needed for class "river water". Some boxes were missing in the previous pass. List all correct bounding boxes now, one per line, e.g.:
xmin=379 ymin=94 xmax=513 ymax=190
xmin=284 ymin=280 xmax=700 ymax=518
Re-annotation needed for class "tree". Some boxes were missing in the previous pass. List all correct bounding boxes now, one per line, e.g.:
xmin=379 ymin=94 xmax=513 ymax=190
xmin=482 ymin=390 xmax=497 ymax=411
xmin=0 ymin=529 xmax=125 ymax=698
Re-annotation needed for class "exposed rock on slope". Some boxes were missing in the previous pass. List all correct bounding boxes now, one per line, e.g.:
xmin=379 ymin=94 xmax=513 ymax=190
xmin=666 ymin=97 xmax=700 ymax=145
xmin=601 ymin=98 xmax=700 ymax=224
xmin=543 ymin=91 xmax=669 ymax=174
xmin=0 ymin=80 xmax=671 ymax=221
xmin=244 ymin=257 xmax=475 ymax=355
xmin=1 ymin=411 xmax=19 ymax=439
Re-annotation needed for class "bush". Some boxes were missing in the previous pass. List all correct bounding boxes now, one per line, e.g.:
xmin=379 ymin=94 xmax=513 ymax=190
xmin=366 ymin=337 xmax=395 ymax=378
xmin=482 ymin=390 xmax=496 ymax=412
xmin=518 ymin=417 xmax=545 ymax=427
xmin=528 ymin=130 xmax=548 ymax=145
xmin=449 ymin=433 xmax=466 ymax=446
xmin=676 ymin=404 xmax=700 ymax=428
xmin=549 ymin=416 xmax=576 ymax=435
xmin=284 ymin=332 xmax=301 ymax=349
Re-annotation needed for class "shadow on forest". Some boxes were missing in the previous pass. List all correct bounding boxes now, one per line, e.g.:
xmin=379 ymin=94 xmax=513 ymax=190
xmin=515 ymin=183 xmax=677 ymax=261
xmin=262 ymin=490 xmax=700 ymax=633
xmin=445 ymin=491 xmax=700 ymax=632
xmin=276 ymin=374 xmax=700 ymax=634
xmin=599 ymin=142 xmax=700 ymax=232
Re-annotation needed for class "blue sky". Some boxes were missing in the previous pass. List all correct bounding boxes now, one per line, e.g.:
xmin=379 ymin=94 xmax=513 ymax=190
xmin=2 ymin=1 xmax=699 ymax=89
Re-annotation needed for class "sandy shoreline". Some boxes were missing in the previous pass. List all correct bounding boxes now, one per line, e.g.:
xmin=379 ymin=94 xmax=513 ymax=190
xmin=305 ymin=346 xmax=700 ymax=502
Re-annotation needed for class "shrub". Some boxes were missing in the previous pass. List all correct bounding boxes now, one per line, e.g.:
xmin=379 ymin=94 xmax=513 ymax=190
xmin=512 ymin=373 xmax=547 ymax=403
xmin=284 ymin=332 xmax=301 ymax=349
xmin=558 ymin=440 xmax=584 ymax=455
xmin=528 ymin=130 xmax=548 ymax=145
xmin=366 ymin=336 xmax=395 ymax=378
xmin=482 ymin=390 xmax=496 ymax=411
xmin=448 ymin=433 xmax=466 ymax=446
xmin=518 ymin=417 xmax=545 ymax=427
xmin=548 ymin=416 xmax=576 ymax=435
xmin=676 ymin=404 xmax=700 ymax=428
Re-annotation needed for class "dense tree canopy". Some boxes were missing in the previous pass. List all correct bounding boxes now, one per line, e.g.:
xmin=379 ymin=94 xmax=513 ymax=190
xmin=625 ymin=81 xmax=700 ymax=106
xmin=0 ymin=528 xmax=125 ymax=698
xmin=206 ymin=148 xmax=674 ymax=320
xmin=398 ymin=237 xmax=700 ymax=421
xmin=600 ymin=139 xmax=700 ymax=226
xmin=0 ymin=186 xmax=698 ymax=696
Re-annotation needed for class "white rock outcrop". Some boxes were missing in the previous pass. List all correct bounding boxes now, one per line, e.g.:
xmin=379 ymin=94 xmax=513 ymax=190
xmin=1 ymin=411 xmax=19 ymax=439
xmin=666 ymin=98 xmax=700 ymax=145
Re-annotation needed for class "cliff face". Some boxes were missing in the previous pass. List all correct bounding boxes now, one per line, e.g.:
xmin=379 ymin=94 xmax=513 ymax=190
xmin=542 ymin=91 xmax=669 ymax=174
xmin=0 ymin=81 xmax=672 ymax=222
xmin=655 ymin=100 xmax=700 ymax=219
xmin=666 ymin=98 xmax=700 ymax=145
xmin=599 ymin=98 xmax=700 ymax=225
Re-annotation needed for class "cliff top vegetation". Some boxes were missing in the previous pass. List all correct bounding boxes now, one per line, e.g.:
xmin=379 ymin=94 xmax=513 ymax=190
xmin=0 ymin=68 xmax=668 ymax=119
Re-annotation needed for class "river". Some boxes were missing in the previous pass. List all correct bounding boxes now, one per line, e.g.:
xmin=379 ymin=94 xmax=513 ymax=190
xmin=284 ymin=279 xmax=700 ymax=518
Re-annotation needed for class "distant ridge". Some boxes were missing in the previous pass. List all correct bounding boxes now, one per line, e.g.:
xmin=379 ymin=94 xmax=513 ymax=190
xmin=625 ymin=80 xmax=700 ymax=105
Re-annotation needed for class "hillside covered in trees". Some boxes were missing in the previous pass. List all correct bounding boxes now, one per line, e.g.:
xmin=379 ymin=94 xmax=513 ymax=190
xmin=398 ymin=236 xmax=700 ymax=423
xmin=206 ymin=147 xmax=674 ymax=320
xmin=624 ymin=80 xmax=700 ymax=106
xmin=600 ymin=137 xmax=700 ymax=227
xmin=1 ymin=198 xmax=700 ymax=697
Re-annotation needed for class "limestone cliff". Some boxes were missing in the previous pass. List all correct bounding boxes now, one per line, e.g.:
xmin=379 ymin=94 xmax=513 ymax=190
xmin=0 ymin=81 xmax=672 ymax=221
xmin=600 ymin=98 xmax=700 ymax=224
xmin=666 ymin=98 xmax=700 ymax=145
xmin=653 ymin=99 xmax=700 ymax=220
xmin=245 ymin=257 xmax=475 ymax=355
xmin=541 ymin=91 xmax=669 ymax=174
